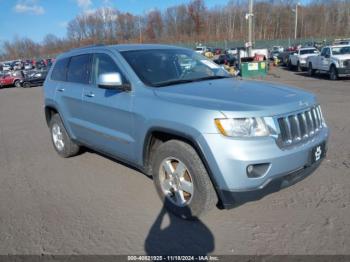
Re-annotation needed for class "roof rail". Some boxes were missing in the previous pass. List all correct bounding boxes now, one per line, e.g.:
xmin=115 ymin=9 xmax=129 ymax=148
xmin=69 ymin=44 xmax=105 ymax=51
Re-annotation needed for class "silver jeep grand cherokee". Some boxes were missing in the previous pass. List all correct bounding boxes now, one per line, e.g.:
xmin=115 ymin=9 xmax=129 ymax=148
xmin=44 ymin=44 xmax=329 ymax=219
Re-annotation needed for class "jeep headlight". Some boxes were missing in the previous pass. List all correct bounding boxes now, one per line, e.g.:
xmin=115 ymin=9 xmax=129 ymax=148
xmin=215 ymin=117 xmax=269 ymax=137
xmin=338 ymin=60 xmax=344 ymax=67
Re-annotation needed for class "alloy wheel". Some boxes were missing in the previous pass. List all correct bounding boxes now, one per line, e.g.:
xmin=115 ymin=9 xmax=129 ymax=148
xmin=159 ymin=157 xmax=194 ymax=207
xmin=52 ymin=123 xmax=65 ymax=151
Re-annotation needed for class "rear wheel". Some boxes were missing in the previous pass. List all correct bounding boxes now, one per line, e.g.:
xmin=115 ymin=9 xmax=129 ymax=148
xmin=49 ymin=114 xmax=80 ymax=158
xmin=151 ymin=140 xmax=217 ymax=220
xmin=329 ymin=66 xmax=338 ymax=80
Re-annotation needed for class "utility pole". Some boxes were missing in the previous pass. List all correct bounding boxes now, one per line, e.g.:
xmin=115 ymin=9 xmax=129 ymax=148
xmin=139 ymin=16 xmax=142 ymax=43
xmin=248 ymin=0 xmax=254 ymax=56
xmin=294 ymin=3 xmax=299 ymax=40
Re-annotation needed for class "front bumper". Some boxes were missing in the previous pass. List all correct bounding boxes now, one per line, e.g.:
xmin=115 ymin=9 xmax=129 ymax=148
xmin=197 ymin=127 xmax=329 ymax=208
xmin=300 ymin=61 xmax=307 ymax=67
xmin=219 ymin=160 xmax=323 ymax=209
xmin=338 ymin=67 xmax=350 ymax=76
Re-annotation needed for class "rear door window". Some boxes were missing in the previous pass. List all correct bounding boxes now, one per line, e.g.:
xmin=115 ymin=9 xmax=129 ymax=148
xmin=67 ymin=54 xmax=92 ymax=84
xmin=51 ymin=58 xmax=69 ymax=81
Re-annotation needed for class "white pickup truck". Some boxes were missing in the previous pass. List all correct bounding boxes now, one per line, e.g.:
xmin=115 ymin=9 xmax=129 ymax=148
xmin=307 ymin=45 xmax=350 ymax=80
xmin=288 ymin=47 xmax=319 ymax=71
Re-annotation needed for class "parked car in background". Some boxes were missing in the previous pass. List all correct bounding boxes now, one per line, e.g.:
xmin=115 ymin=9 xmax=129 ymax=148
xmin=269 ymin=50 xmax=280 ymax=61
xmin=13 ymin=61 xmax=23 ymax=70
xmin=35 ymin=60 xmax=46 ymax=69
xmin=307 ymin=45 xmax=350 ymax=80
xmin=0 ymin=73 xmax=22 ymax=88
xmin=213 ymin=54 xmax=237 ymax=66
xmin=20 ymin=70 xmax=48 ymax=87
xmin=24 ymin=63 xmax=34 ymax=70
xmin=2 ymin=63 xmax=13 ymax=71
xmin=278 ymin=50 xmax=297 ymax=66
xmin=333 ymin=38 xmax=350 ymax=45
xmin=195 ymin=46 xmax=207 ymax=55
xmin=44 ymin=44 xmax=328 ymax=220
xmin=45 ymin=58 xmax=54 ymax=68
xmin=214 ymin=48 xmax=223 ymax=55
xmin=272 ymin=45 xmax=284 ymax=52
xmin=288 ymin=47 xmax=319 ymax=71
xmin=227 ymin=48 xmax=238 ymax=55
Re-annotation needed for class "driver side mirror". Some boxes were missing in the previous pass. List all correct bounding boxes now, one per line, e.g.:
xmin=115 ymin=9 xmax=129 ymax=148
xmin=325 ymin=54 xmax=330 ymax=58
xmin=97 ymin=73 xmax=131 ymax=92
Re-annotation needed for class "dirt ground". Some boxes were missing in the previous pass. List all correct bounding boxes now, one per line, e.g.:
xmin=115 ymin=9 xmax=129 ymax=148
xmin=0 ymin=67 xmax=349 ymax=255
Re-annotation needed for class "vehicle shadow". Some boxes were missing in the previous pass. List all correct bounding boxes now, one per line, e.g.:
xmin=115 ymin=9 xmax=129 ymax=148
xmin=145 ymin=203 xmax=215 ymax=256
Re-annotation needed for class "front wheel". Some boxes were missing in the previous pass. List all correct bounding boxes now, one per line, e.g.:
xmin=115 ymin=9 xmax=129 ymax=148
xmin=297 ymin=61 xmax=302 ymax=72
xmin=329 ymin=66 xmax=338 ymax=80
xmin=151 ymin=140 xmax=217 ymax=220
xmin=308 ymin=63 xmax=315 ymax=76
xmin=14 ymin=80 xmax=21 ymax=88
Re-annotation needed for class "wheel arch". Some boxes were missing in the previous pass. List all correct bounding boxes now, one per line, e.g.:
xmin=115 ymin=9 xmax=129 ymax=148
xmin=142 ymin=127 xmax=224 ymax=207
xmin=44 ymin=105 xmax=59 ymax=127
xmin=329 ymin=63 xmax=337 ymax=70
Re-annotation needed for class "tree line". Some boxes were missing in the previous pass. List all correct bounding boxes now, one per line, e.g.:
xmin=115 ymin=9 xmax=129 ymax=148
xmin=1 ymin=0 xmax=349 ymax=60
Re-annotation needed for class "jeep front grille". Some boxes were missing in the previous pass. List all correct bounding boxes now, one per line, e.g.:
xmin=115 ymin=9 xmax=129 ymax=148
xmin=277 ymin=105 xmax=324 ymax=146
xmin=344 ymin=59 xmax=350 ymax=68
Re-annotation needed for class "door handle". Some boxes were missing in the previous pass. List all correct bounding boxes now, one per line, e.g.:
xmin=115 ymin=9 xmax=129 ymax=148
xmin=57 ymin=88 xmax=65 ymax=92
xmin=85 ymin=92 xmax=95 ymax=98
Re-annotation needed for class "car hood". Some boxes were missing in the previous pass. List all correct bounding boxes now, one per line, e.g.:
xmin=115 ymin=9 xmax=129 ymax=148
xmin=300 ymin=53 xmax=318 ymax=59
xmin=333 ymin=54 xmax=350 ymax=60
xmin=153 ymin=78 xmax=317 ymax=117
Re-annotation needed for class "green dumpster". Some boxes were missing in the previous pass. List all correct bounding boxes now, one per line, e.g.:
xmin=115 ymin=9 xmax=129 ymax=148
xmin=240 ymin=61 xmax=268 ymax=78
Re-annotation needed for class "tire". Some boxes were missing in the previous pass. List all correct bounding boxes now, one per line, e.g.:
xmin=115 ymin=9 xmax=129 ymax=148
xmin=14 ymin=80 xmax=21 ymax=88
xmin=23 ymin=82 xmax=31 ymax=88
xmin=329 ymin=66 xmax=338 ymax=80
xmin=151 ymin=140 xmax=217 ymax=220
xmin=308 ymin=63 xmax=315 ymax=76
xmin=288 ymin=60 xmax=293 ymax=70
xmin=297 ymin=61 xmax=302 ymax=72
xmin=49 ymin=114 xmax=80 ymax=158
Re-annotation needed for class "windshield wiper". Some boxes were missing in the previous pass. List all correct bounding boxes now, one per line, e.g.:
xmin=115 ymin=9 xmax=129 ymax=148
xmin=191 ymin=75 xmax=232 ymax=82
xmin=153 ymin=79 xmax=197 ymax=87
xmin=153 ymin=75 xmax=231 ymax=87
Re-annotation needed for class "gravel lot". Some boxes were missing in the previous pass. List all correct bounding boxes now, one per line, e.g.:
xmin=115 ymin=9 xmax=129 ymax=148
xmin=0 ymin=67 xmax=349 ymax=255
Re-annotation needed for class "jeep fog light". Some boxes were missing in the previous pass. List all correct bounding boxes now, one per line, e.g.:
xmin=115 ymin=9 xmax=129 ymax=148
xmin=246 ymin=163 xmax=271 ymax=178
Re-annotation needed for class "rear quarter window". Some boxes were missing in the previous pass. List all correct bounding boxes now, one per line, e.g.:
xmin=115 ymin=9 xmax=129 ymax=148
xmin=51 ymin=58 xmax=69 ymax=81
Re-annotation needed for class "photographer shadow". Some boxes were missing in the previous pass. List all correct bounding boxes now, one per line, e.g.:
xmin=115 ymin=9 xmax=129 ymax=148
xmin=145 ymin=204 xmax=215 ymax=256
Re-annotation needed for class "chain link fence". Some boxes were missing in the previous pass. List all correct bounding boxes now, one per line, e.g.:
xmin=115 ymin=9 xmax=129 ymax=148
xmin=173 ymin=37 xmax=337 ymax=50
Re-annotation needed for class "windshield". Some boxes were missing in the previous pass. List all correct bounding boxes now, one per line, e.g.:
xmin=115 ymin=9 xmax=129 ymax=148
xmin=121 ymin=49 xmax=231 ymax=87
xmin=300 ymin=49 xmax=318 ymax=55
xmin=332 ymin=46 xmax=350 ymax=55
